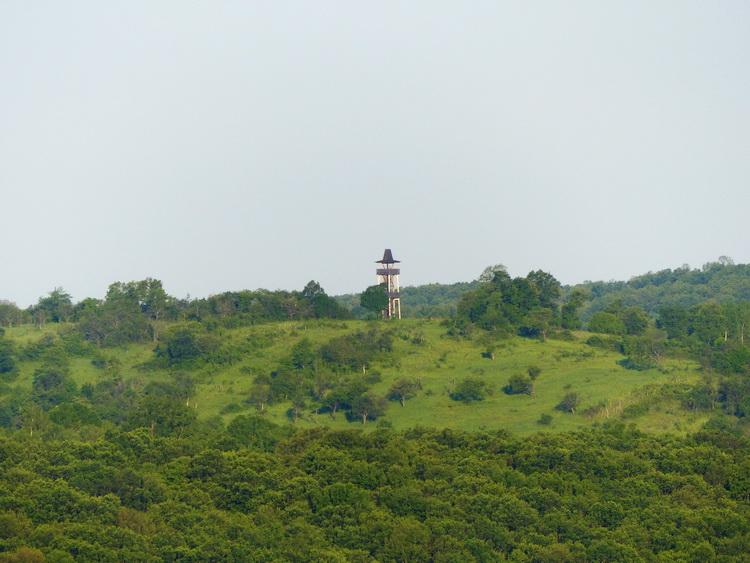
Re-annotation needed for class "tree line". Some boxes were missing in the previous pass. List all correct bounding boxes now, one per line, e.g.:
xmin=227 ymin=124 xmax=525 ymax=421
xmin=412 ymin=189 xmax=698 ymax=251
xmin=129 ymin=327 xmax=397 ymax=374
xmin=0 ymin=279 xmax=351 ymax=338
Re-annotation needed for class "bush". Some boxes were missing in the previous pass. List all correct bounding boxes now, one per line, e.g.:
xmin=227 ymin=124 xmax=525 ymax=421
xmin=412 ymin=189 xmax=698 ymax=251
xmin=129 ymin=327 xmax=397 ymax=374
xmin=549 ymin=329 xmax=577 ymax=342
xmin=588 ymin=312 xmax=626 ymax=335
xmin=557 ymin=392 xmax=580 ymax=414
xmin=586 ymin=335 xmax=620 ymax=351
xmin=505 ymin=373 xmax=534 ymax=396
xmin=537 ymin=413 xmax=553 ymax=425
xmin=451 ymin=377 xmax=491 ymax=403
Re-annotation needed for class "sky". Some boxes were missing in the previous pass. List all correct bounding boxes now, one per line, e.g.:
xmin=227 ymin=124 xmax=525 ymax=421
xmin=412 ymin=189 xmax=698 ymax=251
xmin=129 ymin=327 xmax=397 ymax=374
xmin=2 ymin=2 xmax=749 ymax=307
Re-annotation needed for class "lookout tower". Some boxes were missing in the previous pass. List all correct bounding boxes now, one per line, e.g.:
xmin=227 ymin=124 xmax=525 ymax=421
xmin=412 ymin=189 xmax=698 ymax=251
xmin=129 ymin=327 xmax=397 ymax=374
xmin=376 ymin=249 xmax=401 ymax=319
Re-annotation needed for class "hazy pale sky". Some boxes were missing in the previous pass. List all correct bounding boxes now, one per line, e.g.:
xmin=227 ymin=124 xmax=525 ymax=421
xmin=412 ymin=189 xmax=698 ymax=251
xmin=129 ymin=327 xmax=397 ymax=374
xmin=2 ymin=2 xmax=749 ymax=307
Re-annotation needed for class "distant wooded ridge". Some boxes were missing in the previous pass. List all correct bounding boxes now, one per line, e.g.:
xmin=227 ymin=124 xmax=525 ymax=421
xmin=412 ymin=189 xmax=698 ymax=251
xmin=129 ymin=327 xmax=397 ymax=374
xmin=338 ymin=257 xmax=750 ymax=321
xmin=1 ymin=257 xmax=747 ymax=326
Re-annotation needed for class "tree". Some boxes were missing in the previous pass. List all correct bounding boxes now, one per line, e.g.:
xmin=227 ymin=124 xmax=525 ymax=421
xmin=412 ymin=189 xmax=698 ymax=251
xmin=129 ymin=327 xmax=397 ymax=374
xmin=558 ymin=392 xmax=580 ymax=413
xmin=526 ymin=270 xmax=562 ymax=310
xmin=31 ymin=287 xmax=73 ymax=324
xmin=155 ymin=323 xmax=220 ymax=366
xmin=506 ymin=373 xmax=534 ymax=395
xmin=657 ymin=305 xmax=690 ymax=339
xmin=0 ymin=333 xmax=17 ymax=379
xmin=588 ymin=312 xmax=626 ymax=335
xmin=478 ymin=264 xmax=509 ymax=283
xmin=692 ymin=302 xmax=729 ymax=344
xmin=225 ymin=414 xmax=292 ymax=451
xmin=49 ymin=402 xmax=100 ymax=428
xmin=360 ymin=284 xmax=389 ymax=317
xmin=124 ymin=395 xmax=197 ymax=437
xmin=289 ymin=394 xmax=307 ymax=424
xmin=350 ymin=392 xmax=388 ymax=425
xmin=537 ymin=413 xmax=553 ymax=425
xmin=31 ymin=350 xmax=77 ymax=410
xmin=621 ymin=334 xmax=664 ymax=370
xmin=301 ymin=280 xmax=351 ymax=319
xmin=17 ymin=403 xmax=51 ymax=436
xmin=521 ymin=307 xmax=554 ymax=342
xmin=451 ymin=377 xmax=491 ymax=402
xmin=324 ymin=381 xmax=368 ymax=418
xmin=0 ymin=301 xmax=22 ymax=327
xmin=387 ymin=378 xmax=419 ymax=407
xmin=527 ymin=365 xmax=542 ymax=380
xmin=561 ymin=290 xmax=588 ymax=330
xmin=621 ymin=306 xmax=649 ymax=335
xmin=248 ymin=384 xmax=273 ymax=411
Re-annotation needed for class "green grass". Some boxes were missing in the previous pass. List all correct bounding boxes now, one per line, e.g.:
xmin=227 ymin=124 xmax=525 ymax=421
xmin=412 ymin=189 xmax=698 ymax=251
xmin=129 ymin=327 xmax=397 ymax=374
xmin=4 ymin=320 xmax=703 ymax=436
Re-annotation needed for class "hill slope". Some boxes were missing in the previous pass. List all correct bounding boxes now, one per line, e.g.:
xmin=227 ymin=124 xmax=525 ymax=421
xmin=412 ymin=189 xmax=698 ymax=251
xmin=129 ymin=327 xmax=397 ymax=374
xmin=2 ymin=319 xmax=702 ymax=437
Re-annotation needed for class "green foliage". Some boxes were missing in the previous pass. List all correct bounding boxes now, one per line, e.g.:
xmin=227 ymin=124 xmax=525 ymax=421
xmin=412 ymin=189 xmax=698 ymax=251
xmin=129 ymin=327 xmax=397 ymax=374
xmin=527 ymin=365 xmax=542 ymax=380
xmin=0 ymin=300 xmax=23 ymax=327
xmin=506 ymin=373 xmax=534 ymax=395
xmin=455 ymin=268 xmax=563 ymax=335
xmin=30 ymin=287 xmax=73 ymax=324
xmin=349 ymin=392 xmax=388 ymax=424
xmin=301 ymin=280 xmax=352 ymax=320
xmin=451 ymin=377 xmax=491 ymax=402
xmin=123 ymin=395 xmax=197 ymax=437
xmin=9 ymin=268 xmax=750 ymax=557
xmin=619 ymin=334 xmax=664 ymax=371
xmin=0 ymin=426 xmax=749 ymax=560
xmin=588 ymin=311 xmax=626 ymax=335
xmin=360 ymin=283 xmax=389 ymax=316
xmin=387 ymin=378 xmax=419 ymax=407
xmin=0 ymin=333 xmax=17 ymax=380
xmin=574 ymin=259 xmax=750 ymax=321
xmin=561 ymin=289 xmax=588 ymax=330
xmin=319 ymin=329 xmax=393 ymax=373
xmin=558 ymin=392 xmax=580 ymax=413
xmin=0 ymin=316 xmax=706 ymax=435
xmin=48 ymin=402 xmax=100 ymax=428
xmin=31 ymin=350 xmax=77 ymax=410
xmin=537 ymin=413 xmax=553 ymax=425
xmin=586 ymin=334 xmax=621 ymax=351
xmin=620 ymin=306 xmax=650 ymax=335
xmin=154 ymin=323 xmax=221 ymax=366
xmin=225 ymin=414 xmax=293 ymax=450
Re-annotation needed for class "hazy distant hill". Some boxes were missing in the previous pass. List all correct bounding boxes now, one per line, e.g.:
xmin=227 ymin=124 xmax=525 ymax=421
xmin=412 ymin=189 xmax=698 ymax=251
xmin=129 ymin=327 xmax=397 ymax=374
xmin=338 ymin=258 xmax=750 ymax=323
xmin=571 ymin=258 xmax=750 ymax=321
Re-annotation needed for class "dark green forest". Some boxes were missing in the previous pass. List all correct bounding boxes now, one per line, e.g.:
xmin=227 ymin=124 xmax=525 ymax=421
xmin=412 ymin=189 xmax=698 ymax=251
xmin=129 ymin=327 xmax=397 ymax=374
xmin=2 ymin=424 xmax=750 ymax=561
xmin=2 ymin=260 xmax=750 ymax=561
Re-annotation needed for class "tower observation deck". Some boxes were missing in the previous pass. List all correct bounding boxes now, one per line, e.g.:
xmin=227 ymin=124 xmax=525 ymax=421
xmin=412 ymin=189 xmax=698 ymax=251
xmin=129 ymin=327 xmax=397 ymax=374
xmin=376 ymin=249 xmax=401 ymax=319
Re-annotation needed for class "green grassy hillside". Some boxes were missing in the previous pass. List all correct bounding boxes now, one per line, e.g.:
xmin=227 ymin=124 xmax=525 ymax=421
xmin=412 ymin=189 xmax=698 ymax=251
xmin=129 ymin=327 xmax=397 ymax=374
xmin=4 ymin=319 xmax=703 ymax=436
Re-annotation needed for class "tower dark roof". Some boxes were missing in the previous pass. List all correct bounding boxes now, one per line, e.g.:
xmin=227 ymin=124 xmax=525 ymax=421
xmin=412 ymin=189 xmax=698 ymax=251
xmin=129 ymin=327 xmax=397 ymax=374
xmin=376 ymin=249 xmax=400 ymax=264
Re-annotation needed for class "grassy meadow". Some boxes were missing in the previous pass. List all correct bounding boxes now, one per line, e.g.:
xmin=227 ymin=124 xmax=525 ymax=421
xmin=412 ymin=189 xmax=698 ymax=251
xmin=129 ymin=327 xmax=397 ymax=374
xmin=5 ymin=319 xmax=704 ymax=436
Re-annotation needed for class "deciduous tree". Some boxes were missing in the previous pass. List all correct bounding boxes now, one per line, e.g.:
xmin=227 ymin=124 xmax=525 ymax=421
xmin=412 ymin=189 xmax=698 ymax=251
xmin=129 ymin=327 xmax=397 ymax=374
xmin=360 ymin=283 xmax=389 ymax=317
xmin=351 ymin=392 xmax=388 ymax=425
xmin=387 ymin=378 xmax=419 ymax=407
xmin=451 ymin=377 xmax=491 ymax=402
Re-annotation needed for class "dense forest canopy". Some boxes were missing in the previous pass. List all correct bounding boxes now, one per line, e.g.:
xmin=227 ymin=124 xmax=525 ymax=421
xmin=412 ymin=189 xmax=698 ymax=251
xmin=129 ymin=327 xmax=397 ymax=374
xmin=2 ymin=423 xmax=750 ymax=561
xmin=572 ymin=257 xmax=750 ymax=321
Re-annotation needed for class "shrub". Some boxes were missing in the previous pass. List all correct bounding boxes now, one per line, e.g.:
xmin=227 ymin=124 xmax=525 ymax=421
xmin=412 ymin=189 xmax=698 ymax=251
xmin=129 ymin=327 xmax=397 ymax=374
xmin=505 ymin=373 xmax=534 ymax=396
xmin=588 ymin=312 xmax=626 ymax=335
xmin=451 ymin=377 xmax=491 ymax=403
xmin=537 ymin=413 xmax=553 ymax=425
